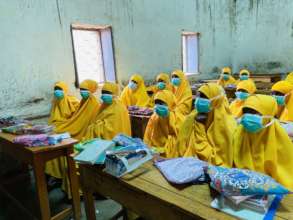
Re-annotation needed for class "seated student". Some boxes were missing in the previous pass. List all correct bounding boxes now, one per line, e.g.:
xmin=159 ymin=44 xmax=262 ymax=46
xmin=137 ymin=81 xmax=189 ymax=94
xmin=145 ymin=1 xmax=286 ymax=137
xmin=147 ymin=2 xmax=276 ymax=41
xmin=170 ymin=70 xmax=193 ymax=115
xmin=156 ymin=72 xmax=173 ymax=92
xmin=177 ymin=83 xmax=237 ymax=167
xmin=217 ymin=67 xmax=237 ymax=88
xmin=233 ymin=94 xmax=293 ymax=191
xmin=144 ymin=90 xmax=184 ymax=158
xmin=271 ymin=80 xmax=293 ymax=122
xmin=286 ymin=72 xmax=293 ymax=84
xmin=84 ymin=82 xmax=131 ymax=140
xmin=230 ymin=79 xmax=256 ymax=118
xmin=120 ymin=74 xmax=150 ymax=107
xmin=48 ymin=81 xmax=79 ymax=125
xmin=238 ymin=69 xmax=252 ymax=81
xmin=54 ymin=79 xmax=100 ymax=140
xmin=146 ymin=85 xmax=157 ymax=108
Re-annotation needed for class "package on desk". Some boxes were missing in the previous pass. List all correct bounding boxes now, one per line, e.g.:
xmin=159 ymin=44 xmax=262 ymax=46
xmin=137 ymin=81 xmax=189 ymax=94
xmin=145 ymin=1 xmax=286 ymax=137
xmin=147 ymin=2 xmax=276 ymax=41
xmin=155 ymin=157 xmax=208 ymax=184
xmin=128 ymin=106 xmax=153 ymax=116
xmin=13 ymin=134 xmax=49 ymax=147
xmin=280 ymin=122 xmax=293 ymax=137
xmin=48 ymin=132 xmax=71 ymax=145
xmin=74 ymin=139 xmax=115 ymax=165
xmin=112 ymin=134 xmax=148 ymax=149
xmin=74 ymin=138 xmax=101 ymax=152
xmin=23 ymin=124 xmax=54 ymax=134
xmin=0 ymin=116 xmax=30 ymax=129
xmin=1 ymin=123 xmax=31 ymax=135
xmin=104 ymin=146 xmax=153 ymax=177
xmin=211 ymin=194 xmax=283 ymax=220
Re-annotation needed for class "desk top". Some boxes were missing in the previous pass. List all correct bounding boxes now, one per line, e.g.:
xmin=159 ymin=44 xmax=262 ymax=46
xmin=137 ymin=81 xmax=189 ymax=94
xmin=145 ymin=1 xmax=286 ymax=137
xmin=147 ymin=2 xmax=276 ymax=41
xmin=91 ymin=161 xmax=293 ymax=220
xmin=0 ymin=132 xmax=77 ymax=154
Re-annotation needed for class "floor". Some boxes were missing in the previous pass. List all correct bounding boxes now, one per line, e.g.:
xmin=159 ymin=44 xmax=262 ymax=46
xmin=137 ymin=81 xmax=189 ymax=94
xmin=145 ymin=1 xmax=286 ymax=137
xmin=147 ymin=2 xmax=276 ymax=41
xmin=0 ymin=167 xmax=123 ymax=220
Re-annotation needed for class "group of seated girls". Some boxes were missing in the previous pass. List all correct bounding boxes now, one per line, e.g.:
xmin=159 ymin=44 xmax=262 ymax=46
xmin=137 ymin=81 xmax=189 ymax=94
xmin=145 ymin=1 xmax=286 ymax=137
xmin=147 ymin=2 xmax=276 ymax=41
xmin=46 ymin=69 xmax=293 ymax=197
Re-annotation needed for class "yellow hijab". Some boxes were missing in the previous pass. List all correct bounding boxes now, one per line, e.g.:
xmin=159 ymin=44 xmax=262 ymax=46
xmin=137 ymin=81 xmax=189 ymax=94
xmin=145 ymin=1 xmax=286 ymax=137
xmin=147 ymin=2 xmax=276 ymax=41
xmin=156 ymin=73 xmax=173 ymax=92
xmin=120 ymin=74 xmax=150 ymax=107
xmin=48 ymin=81 xmax=79 ymax=124
xmin=55 ymin=79 xmax=100 ymax=140
xmin=217 ymin=67 xmax=237 ymax=87
xmin=178 ymin=83 xmax=237 ymax=167
xmin=272 ymin=80 xmax=293 ymax=122
xmin=230 ymin=79 xmax=256 ymax=118
xmin=171 ymin=70 xmax=193 ymax=115
xmin=146 ymin=85 xmax=157 ymax=108
xmin=233 ymin=94 xmax=293 ymax=191
xmin=144 ymin=90 xmax=184 ymax=158
xmin=285 ymin=72 xmax=293 ymax=84
xmin=84 ymin=82 xmax=131 ymax=140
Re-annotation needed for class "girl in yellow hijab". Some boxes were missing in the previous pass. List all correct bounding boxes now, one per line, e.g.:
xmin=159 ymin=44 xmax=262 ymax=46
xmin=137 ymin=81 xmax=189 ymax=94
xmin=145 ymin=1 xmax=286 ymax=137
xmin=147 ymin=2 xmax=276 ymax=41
xmin=177 ymin=83 xmax=237 ymax=167
xmin=286 ymin=72 xmax=293 ymax=84
xmin=48 ymin=81 xmax=79 ymax=125
xmin=238 ymin=69 xmax=252 ymax=81
xmin=271 ymin=80 xmax=293 ymax=122
xmin=230 ymin=79 xmax=256 ymax=118
xmin=84 ymin=82 xmax=131 ymax=140
xmin=217 ymin=67 xmax=237 ymax=88
xmin=120 ymin=74 xmax=150 ymax=107
xmin=156 ymin=72 xmax=173 ymax=92
xmin=171 ymin=70 xmax=192 ymax=115
xmin=146 ymin=85 xmax=157 ymax=108
xmin=54 ymin=79 xmax=100 ymax=140
xmin=144 ymin=90 xmax=184 ymax=158
xmin=233 ymin=94 xmax=293 ymax=191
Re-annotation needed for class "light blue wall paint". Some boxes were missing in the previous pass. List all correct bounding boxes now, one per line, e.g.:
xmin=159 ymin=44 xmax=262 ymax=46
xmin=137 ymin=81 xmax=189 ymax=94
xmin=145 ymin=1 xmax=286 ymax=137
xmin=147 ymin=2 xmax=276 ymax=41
xmin=1 ymin=0 xmax=293 ymax=117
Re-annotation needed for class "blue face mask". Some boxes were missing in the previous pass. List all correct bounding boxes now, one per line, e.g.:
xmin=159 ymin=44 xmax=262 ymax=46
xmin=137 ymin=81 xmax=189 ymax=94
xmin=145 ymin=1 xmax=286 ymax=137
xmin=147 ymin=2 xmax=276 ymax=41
xmin=128 ymin=81 xmax=138 ymax=90
xmin=101 ymin=94 xmax=113 ymax=104
xmin=240 ymin=75 xmax=249 ymax=81
xmin=273 ymin=95 xmax=286 ymax=106
xmin=157 ymin=82 xmax=166 ymax=90
xmin=235 ymin=91 xmax=249 ymax=100
xmin=241 ymin=113 xmax=263 ymax=133
xmin=54 ymin=90 xmax=64 ymax=100
xmin=195 ymin=97 xmax=211 ymax=113
xmin=171 ymin=78 xmax=181 ymax=86
xmin=222 ymin=74 xmax=230 ymax=81
xmin=154 ymin=104 xmax=169 ymax=118
xmin=80 ymin=90 xmax=90 ymax=99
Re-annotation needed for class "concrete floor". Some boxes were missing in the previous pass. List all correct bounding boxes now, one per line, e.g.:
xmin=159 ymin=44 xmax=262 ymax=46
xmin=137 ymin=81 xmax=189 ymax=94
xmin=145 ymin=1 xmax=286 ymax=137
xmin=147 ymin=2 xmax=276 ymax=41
xmin=0 ymin=167 xmax=123 ymax=220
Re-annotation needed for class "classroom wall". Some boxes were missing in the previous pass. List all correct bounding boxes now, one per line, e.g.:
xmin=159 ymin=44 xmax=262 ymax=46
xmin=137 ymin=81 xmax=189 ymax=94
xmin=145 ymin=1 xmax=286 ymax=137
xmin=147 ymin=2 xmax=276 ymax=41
xmin=1 ymin=0 xmax=293 ymax=117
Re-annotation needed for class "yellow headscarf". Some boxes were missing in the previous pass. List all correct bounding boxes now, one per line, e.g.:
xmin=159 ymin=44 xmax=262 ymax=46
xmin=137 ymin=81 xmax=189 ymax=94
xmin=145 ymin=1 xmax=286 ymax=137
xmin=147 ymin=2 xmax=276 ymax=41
xmin=230 ymin=80 xmax=256 ymax=118
xmin=217 ymin=67 xmax=237 ymax=87
xmin=171 ymin=70 xmax=193 ymax=115
xmin=285 ymin=72 xmax=293 ymax=84
xmin=156 ymin=73 xmax=173 ymax=92
xmin=48 ymin=81 xmax=79 ymax=124
xmin=239 ymin=69 xmax=250 ymax=78
xmin=54 ymin=79 xmax=100 ymax=140
xmin=120 ymin=74 xmax=150 ymax=107
xmin=146 ymin=85 xmax=157 ymax=108
xmin=84 ymin=82 xmax=131 ymax=140
xmin=144 ymin=90 xmax=184 ymax=158
xmin=178 ymin=83 xmax=237 ymax=167
xmin=233 ymin=94 xmax=293 ymax=191
xmin=271 ymin=80 xmax=293 ymax=122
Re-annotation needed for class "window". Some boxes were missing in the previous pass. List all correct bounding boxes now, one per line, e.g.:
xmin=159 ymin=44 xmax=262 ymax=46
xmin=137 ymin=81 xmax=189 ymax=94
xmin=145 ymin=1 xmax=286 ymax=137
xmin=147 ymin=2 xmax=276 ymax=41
xmin=71 ymin=23 xmax=116 ymax=86
xmin=182 ymin=32 xmax=199 ymax=75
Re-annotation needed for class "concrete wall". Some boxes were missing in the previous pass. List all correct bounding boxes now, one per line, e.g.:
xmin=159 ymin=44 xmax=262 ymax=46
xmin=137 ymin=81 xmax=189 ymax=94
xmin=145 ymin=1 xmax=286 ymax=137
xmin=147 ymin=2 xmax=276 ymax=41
xmin=1 ymin=0 xmax=293 ymax=117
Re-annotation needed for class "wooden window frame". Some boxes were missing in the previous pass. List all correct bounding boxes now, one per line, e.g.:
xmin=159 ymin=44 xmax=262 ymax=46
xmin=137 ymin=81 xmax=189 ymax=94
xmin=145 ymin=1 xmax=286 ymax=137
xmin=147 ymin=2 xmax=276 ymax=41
xmin=70 ymin=23 xmax=117 ymax=87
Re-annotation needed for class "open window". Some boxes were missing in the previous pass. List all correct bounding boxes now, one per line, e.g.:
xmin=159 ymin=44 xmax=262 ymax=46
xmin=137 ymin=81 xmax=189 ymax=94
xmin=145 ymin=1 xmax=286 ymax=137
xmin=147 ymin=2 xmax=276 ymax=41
xmin=71 ymin=23 xmax=116 ymax=86
xmin=182 ymin=32 xmax=200 ymax=76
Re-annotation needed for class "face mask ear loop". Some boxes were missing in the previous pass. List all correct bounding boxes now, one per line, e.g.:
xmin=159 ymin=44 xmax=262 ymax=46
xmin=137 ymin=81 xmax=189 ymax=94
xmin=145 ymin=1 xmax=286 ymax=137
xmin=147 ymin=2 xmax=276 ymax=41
xmin=262 ymin=116 xmax=276 ymax=128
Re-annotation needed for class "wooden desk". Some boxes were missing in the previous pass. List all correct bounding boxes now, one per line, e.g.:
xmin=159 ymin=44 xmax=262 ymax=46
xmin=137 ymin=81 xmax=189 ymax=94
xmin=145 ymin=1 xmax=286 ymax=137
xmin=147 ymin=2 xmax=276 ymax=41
xmin=0 ymin=132 xmax=81 ymax=220
xmin=129 ymin=114 xmax=151 ymax=139
xmin=80 ymin=162 xmax=293 ymax=220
